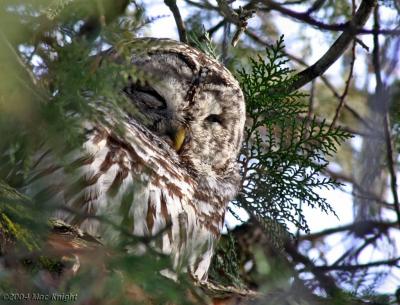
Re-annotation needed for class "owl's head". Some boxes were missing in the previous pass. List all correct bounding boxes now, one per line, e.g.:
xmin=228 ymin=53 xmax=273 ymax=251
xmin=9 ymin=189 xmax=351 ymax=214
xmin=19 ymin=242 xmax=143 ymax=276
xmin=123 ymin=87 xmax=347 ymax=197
xmin=123 ymin=38 xmax=245 ymax=190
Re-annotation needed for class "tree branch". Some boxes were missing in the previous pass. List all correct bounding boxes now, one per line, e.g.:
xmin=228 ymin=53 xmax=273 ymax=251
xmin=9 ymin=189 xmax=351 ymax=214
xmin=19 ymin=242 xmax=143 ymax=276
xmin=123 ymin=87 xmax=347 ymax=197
xmin=329 ymin=0 xmax=357 ymax=129
xmin=260 ymin=0 xmax=399 ymax=35
xmin=244 ymin=28 xmax=374 ymax=131
xmin=372 ymin=5 xmax=400 ymax=229
xmin=299 ymin=220 xmax=397 ymax=241
xmin=216 ymin=0 xmax=255 ymax=46
xmin=260 ymin=0 xmax=347 ymax=31
xmin=164 ymin=0 xmax=188 ymax=43
xmin=312 ymin=257 xmax=400 ymax=272
xmin=290 ymin=0 xmax=376 ymax=91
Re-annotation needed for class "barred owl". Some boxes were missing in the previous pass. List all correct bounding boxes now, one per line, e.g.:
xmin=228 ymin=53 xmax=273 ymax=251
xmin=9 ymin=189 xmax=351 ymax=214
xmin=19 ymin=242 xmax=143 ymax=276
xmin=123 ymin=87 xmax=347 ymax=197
xmin=28 ymin=38 xmax=246 ymax=281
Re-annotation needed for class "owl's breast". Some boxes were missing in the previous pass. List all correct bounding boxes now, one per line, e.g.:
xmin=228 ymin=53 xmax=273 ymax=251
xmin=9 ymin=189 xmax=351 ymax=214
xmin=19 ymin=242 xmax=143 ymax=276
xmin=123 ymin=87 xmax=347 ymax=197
xmin=132 ymin=179 xmax=225 ymax=281
xmin=28 ymin=119 xmax=227 ymax=281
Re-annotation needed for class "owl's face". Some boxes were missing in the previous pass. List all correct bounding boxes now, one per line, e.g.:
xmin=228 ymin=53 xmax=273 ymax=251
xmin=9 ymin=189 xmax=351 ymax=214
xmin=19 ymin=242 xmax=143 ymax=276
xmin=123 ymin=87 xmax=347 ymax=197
xmin=123 ymin=39 xmax=245 ymax=183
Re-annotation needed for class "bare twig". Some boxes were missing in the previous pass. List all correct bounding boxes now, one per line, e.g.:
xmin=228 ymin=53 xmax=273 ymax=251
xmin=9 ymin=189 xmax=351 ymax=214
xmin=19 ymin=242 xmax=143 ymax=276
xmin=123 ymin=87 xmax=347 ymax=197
xmin=306 ymin=0 xmax=327 ymax=14
xmin=329 ymin=234 xmax=380 ymax=267
xmin=187 ymin=0 xmax=399 ymax=36
xmin=290 ymin=0 xmax=377 ymax=91
xmin=259 ymin=0 xmax=347 ymax=31
xmin=284 ymin=240 xmax=341 ymax=296
xmin=207 ymin=18 xmax=226 ymax=36
xmin=355 ymin=37 xmax=370 ymax=51
xmin=358 ymin=26 xmax=400 ymax=35
xmin=312 ymin=257 xmax=400 ymax=271
xmin=299 ymin=220 xmax=397 ymax=241
xmin=329 ymin=40 xmax=356 ymax=129
xmin=216 ymin=0 xmax=255 ymax=46
xmin=216 ymin=0 xmax=244 ymax=27
xmin=297 ymin=114 xmax=373 ymax=137
xmin=260 ymin=0 xmax=399 ymax=36
xmin=164 ymin=0 xmax=188 ymax=43
xmin=323 ymin=168 xmax=397 ymax=211
xmin=330 ymin=0 xmax=357 ymax=129
xmin=184 ymin=0 xmax=217 ymax=10
xmin=308 ymin=80 xmax=315 ymax=120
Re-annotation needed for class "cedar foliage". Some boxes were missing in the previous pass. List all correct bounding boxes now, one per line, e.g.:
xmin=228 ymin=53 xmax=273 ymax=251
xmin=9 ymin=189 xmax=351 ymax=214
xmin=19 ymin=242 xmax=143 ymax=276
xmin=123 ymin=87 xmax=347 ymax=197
xmin=235 ymin=36 xmax=351 ymax=235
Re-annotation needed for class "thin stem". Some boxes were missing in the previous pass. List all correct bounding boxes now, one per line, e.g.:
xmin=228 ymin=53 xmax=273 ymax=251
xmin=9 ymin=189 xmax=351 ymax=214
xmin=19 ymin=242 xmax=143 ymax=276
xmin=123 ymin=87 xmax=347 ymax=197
xmin=329 ymin=0 xmax=357 ymax=129
xmin=164 ymin=0 xmax=188 ymax=43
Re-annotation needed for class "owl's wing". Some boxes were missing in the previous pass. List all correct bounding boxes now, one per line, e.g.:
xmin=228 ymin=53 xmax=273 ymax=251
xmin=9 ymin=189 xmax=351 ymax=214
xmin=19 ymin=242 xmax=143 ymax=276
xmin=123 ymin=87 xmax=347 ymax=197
xmin=28 ymin=117 xmax=184 ymax=230
xmin=27 ymin=118 xmax=219 ymax=280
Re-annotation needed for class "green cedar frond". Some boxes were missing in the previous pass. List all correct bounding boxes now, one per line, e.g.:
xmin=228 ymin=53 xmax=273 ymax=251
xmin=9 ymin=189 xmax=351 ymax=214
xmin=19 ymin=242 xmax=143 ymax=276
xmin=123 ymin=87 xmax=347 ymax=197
xmin=235 ymin=35 xmax=352 ymax=234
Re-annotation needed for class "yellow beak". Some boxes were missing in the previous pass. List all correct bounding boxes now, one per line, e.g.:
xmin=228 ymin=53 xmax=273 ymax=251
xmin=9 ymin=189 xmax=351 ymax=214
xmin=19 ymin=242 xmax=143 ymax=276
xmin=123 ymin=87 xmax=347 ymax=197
xmin=173 ymin=127 xmax=186 ymax=152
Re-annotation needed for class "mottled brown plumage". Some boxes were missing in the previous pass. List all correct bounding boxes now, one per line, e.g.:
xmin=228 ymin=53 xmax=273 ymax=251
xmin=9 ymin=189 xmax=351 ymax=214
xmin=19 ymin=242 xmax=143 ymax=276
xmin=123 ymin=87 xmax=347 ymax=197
xmin=28 ymin=38 xmax=246 ymax=280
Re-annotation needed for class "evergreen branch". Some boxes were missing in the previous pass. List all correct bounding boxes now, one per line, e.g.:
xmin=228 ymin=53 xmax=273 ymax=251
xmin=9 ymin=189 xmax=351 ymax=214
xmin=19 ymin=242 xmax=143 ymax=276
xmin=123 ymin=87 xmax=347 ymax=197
xmin=236 ymin=36 xmax=351 ymax=235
